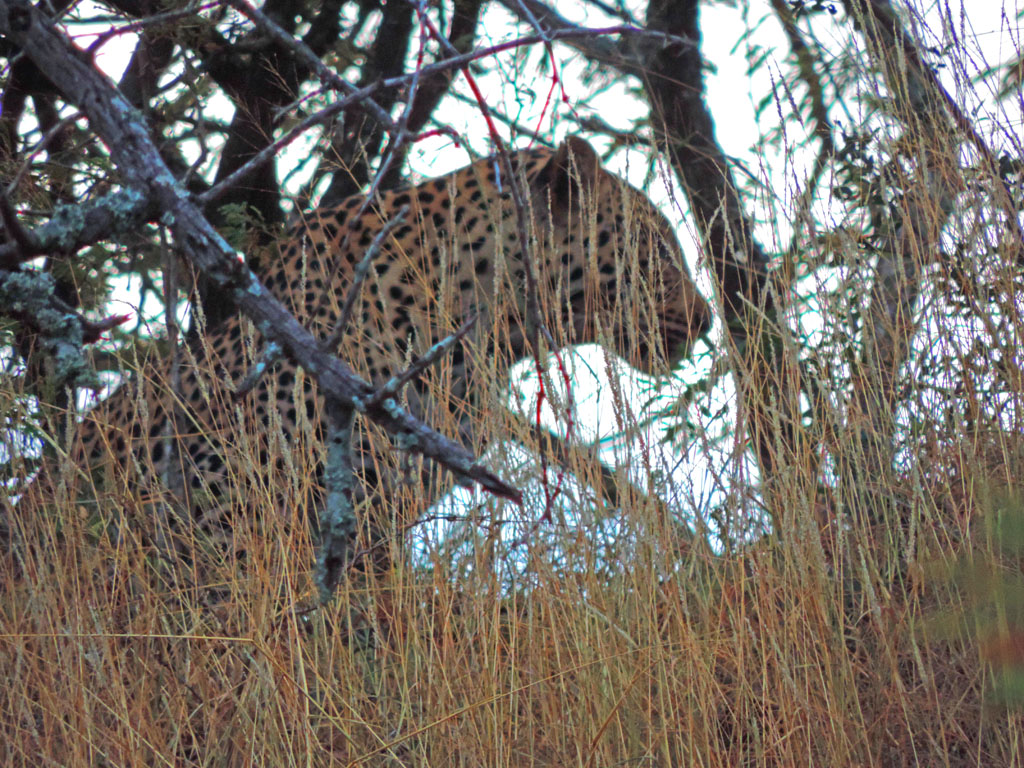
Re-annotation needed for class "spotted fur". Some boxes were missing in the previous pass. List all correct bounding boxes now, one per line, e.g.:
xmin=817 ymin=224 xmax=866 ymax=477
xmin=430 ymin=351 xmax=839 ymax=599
xmin=47 ymin=137 xmax=712 ymax=554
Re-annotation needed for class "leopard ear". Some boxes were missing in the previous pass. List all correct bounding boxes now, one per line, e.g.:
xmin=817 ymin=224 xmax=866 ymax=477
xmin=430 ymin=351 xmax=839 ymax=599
xmin=537 ymin=136 xmax=600 ymax=211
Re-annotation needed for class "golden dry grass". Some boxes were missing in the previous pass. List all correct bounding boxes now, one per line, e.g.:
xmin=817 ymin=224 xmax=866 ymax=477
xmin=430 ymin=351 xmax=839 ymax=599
xmin=4 ymin=329 xmax=1024 ymax=766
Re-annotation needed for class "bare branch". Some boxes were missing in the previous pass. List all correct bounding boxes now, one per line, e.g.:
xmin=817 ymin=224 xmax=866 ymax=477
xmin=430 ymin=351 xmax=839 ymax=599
xmin=324 ymin=206 xmax=409 ymax=354
xmin=364 ymin=315 xmax=478 ymax=411
xmin=495 ymin=0 xmax=639 ymax=73
xmin=196 ymin=13 xmax=690 ymax=209
xmin=84 ymin=1 xmax=221 ymax=56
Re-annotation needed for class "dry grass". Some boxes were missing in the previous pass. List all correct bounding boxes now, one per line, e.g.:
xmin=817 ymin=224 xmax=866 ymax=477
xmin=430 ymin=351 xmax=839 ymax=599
xmin=4 ymin=325 xmax=1024 ymax=767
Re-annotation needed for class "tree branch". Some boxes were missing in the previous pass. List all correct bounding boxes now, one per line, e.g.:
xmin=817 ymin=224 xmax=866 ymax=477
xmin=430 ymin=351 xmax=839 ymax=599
xmin=0 ymin=188 xmax=153 ymax=268
xmin=495 ymin=0 xmax=645 ymax=75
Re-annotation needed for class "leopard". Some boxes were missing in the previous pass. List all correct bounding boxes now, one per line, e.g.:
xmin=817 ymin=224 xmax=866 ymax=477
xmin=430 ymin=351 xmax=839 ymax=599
xmin=25 ymin=136 xmax=712 ymax=579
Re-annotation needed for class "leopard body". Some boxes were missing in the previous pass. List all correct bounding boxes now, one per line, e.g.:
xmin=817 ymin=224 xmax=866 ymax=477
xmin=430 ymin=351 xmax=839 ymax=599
xmin=46 ymin=138 xmax=711 ymax=559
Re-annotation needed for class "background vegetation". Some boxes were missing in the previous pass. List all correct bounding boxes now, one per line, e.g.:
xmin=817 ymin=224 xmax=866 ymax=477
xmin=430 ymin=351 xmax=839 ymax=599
xmin=2 ymin=0 xmax=1024 ymax=764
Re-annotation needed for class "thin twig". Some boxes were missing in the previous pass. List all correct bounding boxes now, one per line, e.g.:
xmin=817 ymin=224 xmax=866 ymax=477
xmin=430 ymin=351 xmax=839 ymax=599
xmin=198 ymin=93 xmax=360 ymax=207
xmin=448 ymin=89 xmax=548 ymax=144
xmin=233 ymin=340 xmax=284 ymax=399
xmin=345 ymin=0 xmax=429 ymax=227
xmin=224 ymin=0 xmax=397 ymax=133
xmin=364 ymin=314 xmax=478 ymax=410
xmin=321 ymin=206 xmax=409 ymax=354
xmin=199 ymin=23 xmax=683 ymax=207
xmin=84 ymin=1 xmax=218 ymax=56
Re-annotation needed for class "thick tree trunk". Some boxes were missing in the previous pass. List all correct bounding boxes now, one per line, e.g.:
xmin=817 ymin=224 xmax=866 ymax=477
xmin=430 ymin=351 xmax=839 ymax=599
xmin=643 ymin=0 xmax=806 ymax=524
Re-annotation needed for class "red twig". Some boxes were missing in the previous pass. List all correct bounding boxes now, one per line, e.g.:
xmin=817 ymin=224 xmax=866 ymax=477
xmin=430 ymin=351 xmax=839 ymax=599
xmin=414 ymin=5 xmax=503 ymax=148
xmin=532 ymin=70 xmax=559 ymax=139
xmin=413 ymin=128 xmax=460 ymax=146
